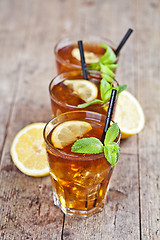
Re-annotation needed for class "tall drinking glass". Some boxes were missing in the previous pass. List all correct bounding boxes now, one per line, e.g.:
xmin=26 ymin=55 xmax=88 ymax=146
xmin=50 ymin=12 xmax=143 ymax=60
xmin=49 ymin=70 xmax=119 ymax=117
xmin=54 ymin=35 xmax=118 ymax=74
xmin=43 ymin=111 xmax=121 ymax=217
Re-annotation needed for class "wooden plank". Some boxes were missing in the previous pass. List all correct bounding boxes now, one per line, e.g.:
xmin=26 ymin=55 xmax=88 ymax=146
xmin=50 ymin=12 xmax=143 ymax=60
xmin=0 ymin=172 xmax=63 ymax=240
xmin=0 ymin=0 xmax=63 ymax=238
xmin=0 ymin=0 xmax=159 ymax=239
xmin=135 ymin=0 xmax=160 ymax=239
xmin=0 ymin=0 xmax=32 ymax=158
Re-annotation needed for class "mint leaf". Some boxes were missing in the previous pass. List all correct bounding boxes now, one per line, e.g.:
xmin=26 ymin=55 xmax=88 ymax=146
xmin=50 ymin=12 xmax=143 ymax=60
xmin=104 ymin=146 xmax=113 ymax=166
xmin=107 ymin=63 xmax=119 ymax=70
xmin=66 ymin=40 xmax=124 ymax=112
xmin=71 ymin=137 xmax=104 ymax=154
xmin=77 ymin=80 xmax=126 ymax=109
xmin=78 ymin=79 xmax=125 ymax=109
xmin=87 ymin=43 xmax=117 ymax=79
xmin=78 ymin=99 xmax=103 ymax=108
xmin=100 ymin=64 xmax=115 ymax=78
xmin=118 ymin=84 xmax=127 ymax=94
xmin=87 ymin=62 xmax=100 ymax=70
xmin=101 ymin=73 xmax=114 ymax=83
xmin=100 ymin=78 xmax=111 ymax=101
xmin=104 ymin=123 xmax=119 ymax=145
xmin=100 ymin=44 xmax=117 ymax=64
xmin=104 ymin=144 xmax=119 ymax=167
xmin=99 ymin=51 xmax=110 ymax=64
xmin=112 ymin=142 xmax=120 ymax=159
xmin=87 ymin=43 xmax=118 ymax=90
xmin=102 ymin=88 xmax=113 ymax=103
xmin=107 ymin=143 xmax=120 ymax=154
xmin=71 ymin=123 xmax=120 ymax=167
xmin=99 ymin=43 xmax=108 ymax=50
xmin=104 ymin=124 xmax=120 ymax=167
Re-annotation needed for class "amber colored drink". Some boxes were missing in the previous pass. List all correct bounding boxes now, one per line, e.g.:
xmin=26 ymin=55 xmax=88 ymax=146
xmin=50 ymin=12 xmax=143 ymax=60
xmin=43 ymin=111 xmax=121 ymax=217
xmin=54 ymin=35 xmax=117 ymax=74
xmin=49 ymin=70 xmax=119 ymax=117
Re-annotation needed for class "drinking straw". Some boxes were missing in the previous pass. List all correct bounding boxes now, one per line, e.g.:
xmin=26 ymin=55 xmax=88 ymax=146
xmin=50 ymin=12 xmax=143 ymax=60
xmin=101 ymin=89 xmax=117 ymax=144
xmin=78 ymin=40 xmax=89 ymax=80
xmin=93 ymin=90 xmax=117 ymax=208
xmin=115 ymin=28 xmax=133 ymax=56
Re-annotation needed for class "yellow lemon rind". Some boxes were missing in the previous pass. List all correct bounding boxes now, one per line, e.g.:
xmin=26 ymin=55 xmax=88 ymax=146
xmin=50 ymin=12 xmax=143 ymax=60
xmin=63 ymin=79 xmax=98 ymax=103
xmin=10 ymin=123 xmax=49 ymax=177
xmin=51 ymin=120 xmax=92 ymax=149
xmin=114 ymin=90 xmax=145 ymax=139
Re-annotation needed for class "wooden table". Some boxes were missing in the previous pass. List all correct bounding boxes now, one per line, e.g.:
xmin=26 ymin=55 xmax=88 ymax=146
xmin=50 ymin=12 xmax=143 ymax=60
xmin=0 ymin=0 xmax=159 ymax=239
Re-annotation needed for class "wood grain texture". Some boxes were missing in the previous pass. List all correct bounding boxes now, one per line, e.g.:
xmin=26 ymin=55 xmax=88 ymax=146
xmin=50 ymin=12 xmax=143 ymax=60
xmin=0 ymin=0 xmax=63 ymax=239
xmin=63 ymin=153 xmax=140 ymax=240
xmin=135 ymin=1 xmax=160 ymax=239
xmin=0 ymin=0 xmax=159 ymax=239
xmin=0 ymin=172 xmax=63 ymax=240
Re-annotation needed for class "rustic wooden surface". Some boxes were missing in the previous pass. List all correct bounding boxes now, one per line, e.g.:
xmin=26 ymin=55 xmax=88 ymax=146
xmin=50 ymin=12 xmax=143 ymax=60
xmin=0 ymin=0 xmax=160 ymax=239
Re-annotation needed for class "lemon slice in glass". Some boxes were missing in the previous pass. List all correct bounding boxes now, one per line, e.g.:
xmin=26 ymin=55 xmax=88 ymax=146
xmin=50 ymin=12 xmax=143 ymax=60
xmin=63 ymin=79 xmax=98 ymax=103
xmin=51 ymin=120 xmax=92 ymax=149
xmin=10 ymin=123 xmax=49 ymax=177
xmin=113 ymin=90 xmax=145 ymax=139
xmin=72 ymin=48 xmax=99 ymax=63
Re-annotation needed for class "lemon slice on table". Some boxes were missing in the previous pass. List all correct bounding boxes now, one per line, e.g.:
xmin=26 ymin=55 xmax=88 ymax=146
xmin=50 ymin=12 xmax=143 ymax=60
xmin=63 ymin=79 xmax=98 ymax=103
xmin=72 ymin=48 xmax=99 ymax=63
xmin=113 ymin=90 xmax=145 ymax=139
xmin=10 ymin=123 xmax=49 ymax=177
xmin=51 ymin=120 xmax=92 ymax=149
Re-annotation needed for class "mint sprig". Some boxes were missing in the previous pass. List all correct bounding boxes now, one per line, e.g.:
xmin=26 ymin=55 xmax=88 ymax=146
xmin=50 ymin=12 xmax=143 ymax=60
xmin=72 ymin=137 xmax=104 ymax=154
xmin=78 ymin=78 xmax=127 ymax=109
xmin=77 ymin=43 xmax=127 ymax=109
xmin=87 ymin=43 xmax=118 ymax=82
xmin=71 ymin=123 xmax=120 ymax=167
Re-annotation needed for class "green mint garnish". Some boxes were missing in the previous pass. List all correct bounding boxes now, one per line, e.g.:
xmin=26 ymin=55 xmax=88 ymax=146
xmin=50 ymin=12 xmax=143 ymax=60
xmin=77 ymin=43 xmax=127 ymax=109
xmin=100 ymin=78 xmax=113 ymax=102
xmin=87 ymin=43 xmax=118 ymax=81
xmin=71 ymin=123 xmax=120 ymax=167
xmin=100 ymin=43 xmax=117 ymax=64
xmin=101 ymin=73 xmax=114 ymax=83
xmin=117 ymin=84 xmax=127 ymax=94
xmin=104 ymin=142 xmax=120 ymax=167
xmin=78 ymin=79 xmax=127 ymax=109
xmin=71 ymin=137 xmax=104 ymax=154
xmin=104 ymin=121 xmax=119 ymax=144
xmin=78 ymin=99 xmax=103 ymax=108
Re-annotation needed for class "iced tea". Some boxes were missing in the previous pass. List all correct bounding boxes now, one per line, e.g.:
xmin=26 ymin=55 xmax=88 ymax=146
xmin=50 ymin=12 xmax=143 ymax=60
xmin=54 ymin=35 xmax=117 ymax=74
xmin=43 ymin=111 xmax=121 ymax=217
xmin=49 ymin=70 xmax=119 ymax=117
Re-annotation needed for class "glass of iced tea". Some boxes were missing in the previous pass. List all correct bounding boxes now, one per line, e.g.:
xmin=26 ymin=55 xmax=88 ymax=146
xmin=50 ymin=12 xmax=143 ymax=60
xmin=49 ymin=70 xmax=119 ymax=117
xmin=54 ymin=35 xmax=117 ymax=74
xmin=43 ymin=111 xmax=121 ymax=217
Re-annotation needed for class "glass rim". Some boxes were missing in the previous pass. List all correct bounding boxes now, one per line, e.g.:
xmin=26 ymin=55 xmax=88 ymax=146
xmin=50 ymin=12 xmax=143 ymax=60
xmin=43 ymin=110 xmax=121 ymax=161
xmin=49 ymin=69 xmax=119 ymax=110
xmin=54 ymin=34 xmax=117 ymax=68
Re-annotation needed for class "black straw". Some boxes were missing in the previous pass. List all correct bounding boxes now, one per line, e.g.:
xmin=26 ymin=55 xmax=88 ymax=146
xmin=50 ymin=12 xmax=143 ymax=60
xmin=115 ymin=28 xmax=133 ymax=56
xmin=101 ymin=89 xmax=117 ymax=144
xmin=78 ymin=40 xmax=89 ymax=80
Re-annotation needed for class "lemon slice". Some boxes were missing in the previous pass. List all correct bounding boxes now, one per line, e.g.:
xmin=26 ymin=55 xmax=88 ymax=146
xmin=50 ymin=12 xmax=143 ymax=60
xmin=113 ymin=90 xmax=145 ymax=139
xmin=63 ymin=79 xmax=98 ymax=103
xmin=51 ymin=120 xmax=92 ymax=149
xmin=10 ymin=123 xmax=49 ymax=177
xmin=72 ymin=48 xmax=99 ymax=63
